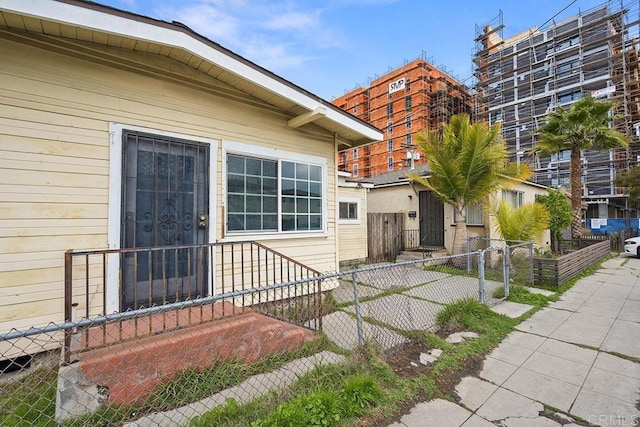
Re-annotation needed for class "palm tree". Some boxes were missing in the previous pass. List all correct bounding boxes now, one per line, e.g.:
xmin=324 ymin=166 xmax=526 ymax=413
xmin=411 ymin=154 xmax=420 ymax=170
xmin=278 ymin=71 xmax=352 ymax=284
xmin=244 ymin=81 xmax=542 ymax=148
xmin=537 ymin=96 xmax=629 ymax=238
xmin=409 ymin=114 xmax=532 ymax=256
xmin=491 ymin=200 xmax=550 ymax=274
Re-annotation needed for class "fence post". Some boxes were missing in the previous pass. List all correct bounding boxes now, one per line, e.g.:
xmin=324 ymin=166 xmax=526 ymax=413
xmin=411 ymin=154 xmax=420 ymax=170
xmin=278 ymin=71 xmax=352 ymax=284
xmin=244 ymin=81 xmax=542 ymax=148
xmin=467 ymin=237 xmax=472 ymax=274
xmin=503 ymin=246 xmax=510 ymax=299
xmin=351 ymin=271 xmax=364 ymax=346
xmin=478 ymin=250 xmax=485 ymax=304
xmin=529 ymin=242 xmax=534 ymax=284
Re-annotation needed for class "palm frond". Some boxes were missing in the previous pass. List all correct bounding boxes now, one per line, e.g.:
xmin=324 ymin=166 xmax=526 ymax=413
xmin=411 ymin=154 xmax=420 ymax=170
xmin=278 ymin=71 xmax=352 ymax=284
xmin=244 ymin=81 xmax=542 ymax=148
xmin=491 ymin=201 xmax=550 ymax=242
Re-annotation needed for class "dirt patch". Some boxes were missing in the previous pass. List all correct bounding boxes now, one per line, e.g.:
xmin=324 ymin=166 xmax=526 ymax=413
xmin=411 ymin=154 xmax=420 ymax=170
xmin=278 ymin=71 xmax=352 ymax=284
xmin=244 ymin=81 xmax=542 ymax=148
xmin=358 ymin=336 xmax=486 ymax=426
xmin=385 ymin=339 xmax=433 ymax=378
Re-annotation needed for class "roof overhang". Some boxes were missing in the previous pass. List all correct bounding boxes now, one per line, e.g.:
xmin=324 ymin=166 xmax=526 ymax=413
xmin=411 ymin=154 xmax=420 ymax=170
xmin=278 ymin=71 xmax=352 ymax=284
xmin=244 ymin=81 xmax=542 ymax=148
xmin=0 ymin=0 xmax=382 ymax=146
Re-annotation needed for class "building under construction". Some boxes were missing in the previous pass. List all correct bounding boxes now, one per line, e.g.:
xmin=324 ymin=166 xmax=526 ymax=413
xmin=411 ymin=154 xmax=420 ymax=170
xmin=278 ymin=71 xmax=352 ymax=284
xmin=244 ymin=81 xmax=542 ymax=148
xmin=474 ymin=0 xmax=640 ymax=218
xmin=334 ymin=56 xmax=472 ymax=178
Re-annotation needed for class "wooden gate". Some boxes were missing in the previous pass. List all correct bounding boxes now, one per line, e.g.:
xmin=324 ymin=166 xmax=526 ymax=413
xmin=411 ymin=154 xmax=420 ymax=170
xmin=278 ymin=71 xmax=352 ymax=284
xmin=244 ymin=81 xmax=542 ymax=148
xmin=367 ymin=213 xmax=404 ymax=263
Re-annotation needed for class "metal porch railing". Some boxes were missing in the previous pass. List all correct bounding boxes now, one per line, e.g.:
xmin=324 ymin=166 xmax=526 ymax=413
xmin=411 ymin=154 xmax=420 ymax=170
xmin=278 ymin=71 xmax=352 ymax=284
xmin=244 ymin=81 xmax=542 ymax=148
xmin=64 ymin=241 xmax=322 ymax=360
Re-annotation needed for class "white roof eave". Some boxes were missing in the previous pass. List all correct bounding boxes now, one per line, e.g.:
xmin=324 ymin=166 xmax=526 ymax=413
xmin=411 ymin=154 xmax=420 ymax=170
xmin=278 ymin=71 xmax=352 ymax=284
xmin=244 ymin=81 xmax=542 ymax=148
xmin=0 ymin=0 xmax=382 ymax=142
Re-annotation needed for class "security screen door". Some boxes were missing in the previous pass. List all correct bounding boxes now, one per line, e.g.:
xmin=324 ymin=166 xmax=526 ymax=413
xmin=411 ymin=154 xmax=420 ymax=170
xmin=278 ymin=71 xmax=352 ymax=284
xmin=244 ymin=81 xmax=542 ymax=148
xmin=121 ymin=131 xmax=209 ymax=310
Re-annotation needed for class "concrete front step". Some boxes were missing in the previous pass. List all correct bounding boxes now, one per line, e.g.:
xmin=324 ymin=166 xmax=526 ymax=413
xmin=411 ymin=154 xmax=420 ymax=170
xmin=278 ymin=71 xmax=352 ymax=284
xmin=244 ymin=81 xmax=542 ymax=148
xmin=396 ymin=249 xmax=447 ymax=263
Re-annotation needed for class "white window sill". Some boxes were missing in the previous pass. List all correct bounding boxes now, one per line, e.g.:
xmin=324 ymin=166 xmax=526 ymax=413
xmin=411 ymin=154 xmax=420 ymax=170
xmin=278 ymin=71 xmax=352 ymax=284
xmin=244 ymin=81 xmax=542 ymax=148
xmin=219 ymin=231 xmax=329 ymax=243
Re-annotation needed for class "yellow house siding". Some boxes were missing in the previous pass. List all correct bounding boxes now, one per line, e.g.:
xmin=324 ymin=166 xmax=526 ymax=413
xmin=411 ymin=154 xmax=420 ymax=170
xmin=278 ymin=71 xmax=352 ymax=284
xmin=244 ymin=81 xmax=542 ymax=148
xmin=0 ymin=34 xmax=338 ymax=334
xmin=338 ymin=187 xmax=368 ymax=263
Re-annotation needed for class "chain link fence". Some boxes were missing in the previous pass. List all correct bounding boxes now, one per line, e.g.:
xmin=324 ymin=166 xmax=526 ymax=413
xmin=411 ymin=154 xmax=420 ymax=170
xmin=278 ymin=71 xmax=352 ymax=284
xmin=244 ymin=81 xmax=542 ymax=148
xmin=468 ymin=237 xmax=535 ymax=302
xmin=1 ymin=249 xmax=517 ymax=426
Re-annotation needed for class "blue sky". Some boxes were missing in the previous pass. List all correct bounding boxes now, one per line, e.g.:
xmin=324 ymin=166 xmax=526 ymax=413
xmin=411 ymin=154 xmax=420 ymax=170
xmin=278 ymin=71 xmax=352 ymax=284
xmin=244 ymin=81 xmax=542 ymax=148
xmin=99 ymin=0 xmax=610 ymax=100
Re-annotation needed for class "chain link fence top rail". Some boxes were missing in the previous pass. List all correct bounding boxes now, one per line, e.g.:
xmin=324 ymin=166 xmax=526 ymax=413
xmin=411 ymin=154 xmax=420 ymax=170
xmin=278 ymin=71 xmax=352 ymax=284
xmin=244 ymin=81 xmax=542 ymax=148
xmin=1 ymin=250 xmax=510 ymax=426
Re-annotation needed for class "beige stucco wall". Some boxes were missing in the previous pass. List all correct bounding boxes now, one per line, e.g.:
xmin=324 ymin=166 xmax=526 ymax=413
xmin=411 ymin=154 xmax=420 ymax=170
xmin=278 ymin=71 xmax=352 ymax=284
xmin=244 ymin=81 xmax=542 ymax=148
xmin=487 ymin=182 xmax=552 ymax=247
xmin=337 ymin=186 xmax=368 ymax=264
xmin=0 ymin=33 xmax=342 ymax=335
xmin=368 ymin=181 xmax=551 ymax=254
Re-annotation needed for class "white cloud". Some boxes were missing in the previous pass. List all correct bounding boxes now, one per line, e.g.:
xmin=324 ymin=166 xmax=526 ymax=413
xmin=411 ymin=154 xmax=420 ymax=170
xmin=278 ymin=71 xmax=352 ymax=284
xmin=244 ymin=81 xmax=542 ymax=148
xmin=152 ymin=1 xmax=347 ymax=73
xmin=264 ymin=10 xmax=321 ymax=31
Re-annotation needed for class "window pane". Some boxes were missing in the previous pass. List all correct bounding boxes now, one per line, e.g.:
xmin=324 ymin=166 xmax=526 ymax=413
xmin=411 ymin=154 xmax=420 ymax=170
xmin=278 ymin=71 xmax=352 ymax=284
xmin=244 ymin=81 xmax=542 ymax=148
xmin=309 ymin=215 xmax=322 ymax=230
xmin=282 ymin=215 xmax=295 ymax=231
xmin=297 ymin=198 xmax=309 ymax=213
xmin=309 ymin=165 xmax=321 ymax=182
xmin=348 ymin=203 xmax=357 ymax=219
xmin=246 ymin=176 xmax=261 ymax=194
xmin=246 ymin=195 xmax=262 ymax=213
xmin=282 ymin=197 xmax=295 ymax=213
xmin=246 ymin=214 xmax=262 ymax=230
xmin=263 ymin=215 xmax=277 ymax=230
xmin=263 ymin=196 xmax=277 ymax=213
xmin=296 ymin=180 xmax=308 ymax=196
xmin=296 ymin=163 xmax=309 ymax=180
xmin=297 ymin=215 xmax=309 ymax=230
xmin=263 ymin=160 xmax=277 ymax=177
xmin=245 ymin=158 xmax=261 ymax=175
xmin=339 ymin=202 xmax=348 ymax=219
xmin=309 ymin=182 xmax=321 ymax=198
xmin=228 ymin=195 xmax=244 ymax=213
xmin=263 ymin=178 xmax=277 ymax=194
xmin=228 ymin=174 xmax=244 ymax=193
xmin=282 ymin=161 xmax=295 ymax=178
xmin=310 ymin=198 xmax=322 ymax=214
xmin=228 ymin=155 xmax=244 ymax=174
xmin=281 ymin=178 xmax=295 ymax=196
xmin=228 ymin=214 xmax=245 ymax=231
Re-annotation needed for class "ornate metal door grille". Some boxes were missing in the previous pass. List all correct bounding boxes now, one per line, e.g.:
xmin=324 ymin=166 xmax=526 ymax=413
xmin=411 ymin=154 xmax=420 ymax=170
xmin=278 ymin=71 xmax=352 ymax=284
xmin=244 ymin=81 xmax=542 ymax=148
xmin=121 ymin=131 xmax=209 ymax=310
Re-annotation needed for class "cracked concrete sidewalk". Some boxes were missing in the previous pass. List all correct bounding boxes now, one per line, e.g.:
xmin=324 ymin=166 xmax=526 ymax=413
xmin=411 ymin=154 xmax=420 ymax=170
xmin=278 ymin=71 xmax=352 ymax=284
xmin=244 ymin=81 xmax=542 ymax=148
xmin=388 ymin=255 xmax=640 ymax=427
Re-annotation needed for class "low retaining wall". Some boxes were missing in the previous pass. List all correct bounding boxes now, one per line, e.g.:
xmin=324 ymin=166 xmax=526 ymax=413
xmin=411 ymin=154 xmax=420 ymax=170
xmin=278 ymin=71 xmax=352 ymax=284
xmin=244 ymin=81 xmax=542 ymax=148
xmin=533 ymin=240 xmax=610 ymax=287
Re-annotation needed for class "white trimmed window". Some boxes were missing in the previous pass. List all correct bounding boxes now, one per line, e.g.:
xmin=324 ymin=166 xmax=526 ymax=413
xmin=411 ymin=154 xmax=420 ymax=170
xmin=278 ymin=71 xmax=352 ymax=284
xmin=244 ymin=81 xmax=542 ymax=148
xmin=353 ymin=148 xmax=358 ymax=159
xmin=387 ymin=121 xmax=393 ymax=135
xmin=387 ymin=139 xmax=393 ymax=152
xmin=502 ymin=190 xmax=524 ymax=208
xmin=224 ymin=142 xmax=326 ymax=235
xmin=388 ymin=157 xmax=394 ymax=171
xmin=338 ymin=199 xmax=360 ymax=223
xmin=406 ymin=114 xmax=412 ymax=129
xmin=353 ymin=164 xmax=359 ymax=177
xmin=453 ymin=203 xmax=484 ymax=226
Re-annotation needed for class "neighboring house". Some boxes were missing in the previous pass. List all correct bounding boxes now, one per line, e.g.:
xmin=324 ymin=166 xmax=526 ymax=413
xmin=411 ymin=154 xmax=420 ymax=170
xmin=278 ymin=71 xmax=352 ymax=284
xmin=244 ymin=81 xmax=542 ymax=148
xmin=367 ymin=165 xmax=551 ymax=253
xmin=0 ymin=0 xmax=382 ymax=342
xmin=337 ymin=171 xmax=372 ymax=267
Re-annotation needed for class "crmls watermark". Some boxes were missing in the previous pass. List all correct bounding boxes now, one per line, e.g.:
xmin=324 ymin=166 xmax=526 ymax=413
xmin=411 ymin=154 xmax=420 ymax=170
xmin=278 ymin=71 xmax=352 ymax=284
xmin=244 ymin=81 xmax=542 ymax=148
xmin=586 ymin=414 xmax=639 ymax=426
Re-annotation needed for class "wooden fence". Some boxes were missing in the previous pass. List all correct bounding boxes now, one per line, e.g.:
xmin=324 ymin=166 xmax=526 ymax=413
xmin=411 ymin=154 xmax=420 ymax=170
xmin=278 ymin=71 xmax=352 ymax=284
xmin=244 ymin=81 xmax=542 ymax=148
xmin=533 ymin=240 xmax=611 ymax=287
xmin=367 ymin=213 xmax=404 ymax=263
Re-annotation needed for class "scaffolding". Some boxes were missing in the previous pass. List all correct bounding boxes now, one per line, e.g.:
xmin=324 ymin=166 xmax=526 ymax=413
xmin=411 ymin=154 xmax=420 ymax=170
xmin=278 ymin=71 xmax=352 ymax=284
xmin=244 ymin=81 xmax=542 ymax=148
xmin=334 ymin=54 xmax=473 ymax=177
xmin=473 ymin=0 xmax=640 ymax=212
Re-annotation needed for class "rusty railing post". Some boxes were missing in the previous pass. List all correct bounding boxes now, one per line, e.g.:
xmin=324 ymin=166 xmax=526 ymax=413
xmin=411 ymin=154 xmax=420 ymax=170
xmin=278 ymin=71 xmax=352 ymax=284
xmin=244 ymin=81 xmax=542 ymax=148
xmin=64 ymin=250 xmax=73 ymax=364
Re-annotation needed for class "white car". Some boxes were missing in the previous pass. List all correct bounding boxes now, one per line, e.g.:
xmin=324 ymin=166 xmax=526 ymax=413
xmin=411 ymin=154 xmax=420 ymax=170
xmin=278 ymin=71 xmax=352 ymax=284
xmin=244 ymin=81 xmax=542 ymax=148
xmin=624 ymin=236 xmax=640 ymax=257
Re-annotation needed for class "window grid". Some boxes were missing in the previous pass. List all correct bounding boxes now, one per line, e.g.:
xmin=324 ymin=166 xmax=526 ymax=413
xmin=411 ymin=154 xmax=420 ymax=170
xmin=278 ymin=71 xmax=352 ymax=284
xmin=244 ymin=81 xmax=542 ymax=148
xmin=281 ymin=161 xmax=323 ymax=232
xmin=339 ymin=201 xmax=358 ymax=220
xmin=388 ymin=157 xmax=394 ymax=171
xmin=226 ymin=154 xmax=324 ymax=233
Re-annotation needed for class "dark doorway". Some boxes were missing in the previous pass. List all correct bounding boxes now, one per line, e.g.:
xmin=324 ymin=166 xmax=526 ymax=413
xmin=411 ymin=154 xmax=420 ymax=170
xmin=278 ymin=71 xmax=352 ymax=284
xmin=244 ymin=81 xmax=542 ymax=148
xmin=121 ymin=131 xmax=209 ymax=310
xmin=418 ymin=191 xmax=444 ymax=248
